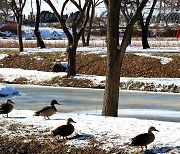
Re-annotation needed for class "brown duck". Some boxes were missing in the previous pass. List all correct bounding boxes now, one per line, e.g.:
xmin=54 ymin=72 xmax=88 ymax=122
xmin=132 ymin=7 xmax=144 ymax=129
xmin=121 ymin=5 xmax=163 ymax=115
xmin=52 ymin=118 xmax=76 ymax=139
xmin=34 ymin=100 xmax=61 ymax=120
xmin=131 ymin=126 xmax=159 ymax=151
xmin=0 ymin=99 xmax=15 ymax=117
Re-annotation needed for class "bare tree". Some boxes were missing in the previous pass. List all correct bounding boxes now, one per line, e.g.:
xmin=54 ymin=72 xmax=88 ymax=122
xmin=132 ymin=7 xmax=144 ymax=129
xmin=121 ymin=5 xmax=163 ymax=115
xmin=34 ymin=0 xmax=46 ymax=48
xmin=44 ymin=0 xmax=92 ymax=77
xmin=120 ymin=0 xmax=137 ymax=45
xmin=82 ymin=0 xmax=103 ymax=46
xmin=6 ymin=0 xmax=26 ymax=52
xmin=0 ymin=0 xmax=12 ymax=23
xmin=139 ymin=0 xmax=157 ymax=49
xmin=102 ymin=0 xmax=148 ymax=117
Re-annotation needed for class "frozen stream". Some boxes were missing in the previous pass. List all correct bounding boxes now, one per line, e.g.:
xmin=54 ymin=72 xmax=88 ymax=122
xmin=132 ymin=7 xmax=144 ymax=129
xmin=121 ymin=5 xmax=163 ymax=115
xmin=1 ymin=84 xmax=180 ymax=122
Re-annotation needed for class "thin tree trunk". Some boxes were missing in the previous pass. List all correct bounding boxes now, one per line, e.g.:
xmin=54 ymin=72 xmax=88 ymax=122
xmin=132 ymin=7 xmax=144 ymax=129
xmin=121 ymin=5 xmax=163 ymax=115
xmin=17 ymin=21 xmax=23 ymax=52
xmin=81 ymin=31 xmax=86 ymax=47
xmin=34 ymin=0 xmax=46 ymax=48
xmin=85 ymin=4 xmax=95 ymax=46
xmin=139 ymin=0 xmax=157 ymax=49
xmin=139 ymin=13 xmax=150 ymax=49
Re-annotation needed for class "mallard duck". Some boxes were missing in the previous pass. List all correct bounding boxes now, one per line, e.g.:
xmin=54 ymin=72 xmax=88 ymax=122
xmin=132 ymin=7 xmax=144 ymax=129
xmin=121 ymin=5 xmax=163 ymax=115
xmin=52 ymin=118 xmax=76 ymax=139
xmin=0 ymin=99 xmax=15 ymax=117
xmin=34 ymin=100 xmax=61 ymax=120
xmin=131 ymin=126 xmax=159 ymax=151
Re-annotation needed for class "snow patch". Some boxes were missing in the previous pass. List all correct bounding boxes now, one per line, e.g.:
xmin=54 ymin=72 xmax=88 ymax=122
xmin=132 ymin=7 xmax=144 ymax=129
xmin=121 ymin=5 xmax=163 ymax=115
xmin=0 ymin=54 xmax=8 ymax=60
xmin=134 ymin=53 xmax=172 ymax=65
xmin=0 ymin=84 xmax=19 ymax=97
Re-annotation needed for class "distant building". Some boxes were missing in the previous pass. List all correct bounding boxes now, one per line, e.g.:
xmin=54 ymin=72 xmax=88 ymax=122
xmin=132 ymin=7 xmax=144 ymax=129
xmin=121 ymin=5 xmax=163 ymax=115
xmin=40 ymin=11 xmax=68 ymax=23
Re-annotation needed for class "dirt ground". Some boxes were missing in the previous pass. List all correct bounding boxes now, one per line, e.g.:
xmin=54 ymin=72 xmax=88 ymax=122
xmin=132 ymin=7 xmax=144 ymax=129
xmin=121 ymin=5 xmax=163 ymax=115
xmin=0 ymin=52 xmax=179 ymax=78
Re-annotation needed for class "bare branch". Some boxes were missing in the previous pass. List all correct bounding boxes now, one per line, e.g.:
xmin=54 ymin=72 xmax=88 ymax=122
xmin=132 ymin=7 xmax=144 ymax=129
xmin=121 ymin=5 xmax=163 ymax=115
xmin=61 ymin=0 xmax=69 ymax=16
xmin=21 ymin=0 xmax=26 ymax=10
xmin=103 ymin=0 xmax=108 ymax=9
xmin=78 ymin=0 xmax=92 ymax=38
xmin=70 ymin=0 xmax=82 ymax=11
xmin=73 ymin=0 xmax=91 ymax=29
xmin=44 ymin=0 xmax=73 ymax=43
xmin=95 ymin=0 xmax=103 ymax=7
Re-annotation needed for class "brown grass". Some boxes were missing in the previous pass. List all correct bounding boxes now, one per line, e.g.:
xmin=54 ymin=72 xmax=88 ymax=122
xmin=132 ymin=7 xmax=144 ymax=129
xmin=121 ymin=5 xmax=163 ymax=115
xmin=0 ymin=52 xmax=179 ymax=78
xmin=0 ymin=23 xmax=17 ymax=35
xmin=0 ymin=135 xmax=128 ymax=154
xmin=41 ymin=76 xmax=101 ymax=88
xmin=0 ymin=42 xmax=68 ymax=48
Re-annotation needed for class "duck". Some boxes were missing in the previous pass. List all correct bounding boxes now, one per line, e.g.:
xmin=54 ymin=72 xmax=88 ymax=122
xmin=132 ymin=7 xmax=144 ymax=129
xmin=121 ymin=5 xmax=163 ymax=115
xmin=0 ymin=99 xmax=15 ymax=117
xmin=52 ymin=118 xmax=76 ymax=139
xmin=131 ymin=126 xmax=159 ymax=151
xmin=34 ymin=100 xmax=61 ymax=120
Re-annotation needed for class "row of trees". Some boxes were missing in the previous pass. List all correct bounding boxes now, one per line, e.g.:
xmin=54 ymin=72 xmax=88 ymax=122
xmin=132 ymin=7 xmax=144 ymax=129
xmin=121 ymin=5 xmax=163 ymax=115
xmin=0 ymin=0 xmax=175 ymax=116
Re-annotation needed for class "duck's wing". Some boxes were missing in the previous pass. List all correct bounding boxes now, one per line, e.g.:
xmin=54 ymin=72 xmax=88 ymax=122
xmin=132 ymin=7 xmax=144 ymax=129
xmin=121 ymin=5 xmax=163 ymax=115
xmin=0 ymin=103 xmax=9 ymax=113
xmin=131 ymin=133 xmax=148 ymax=145
xmin=35 ymin=106 xmax=51 ymax=114
xmin=53 ymin=125 xmax=67 ymax=132
xmin=0 ymin=103 xmax=6 ymax=110
xmin=52 ymin=125 xmax=67 ymax=135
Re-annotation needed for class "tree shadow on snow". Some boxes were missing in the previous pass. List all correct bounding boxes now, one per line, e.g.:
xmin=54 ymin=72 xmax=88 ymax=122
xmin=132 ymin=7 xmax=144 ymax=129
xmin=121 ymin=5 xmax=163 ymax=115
xmin=68 ymin=134 xmax=94 ymax=140
xmin=7 ymin=116 xmax=26 ymax=119
xmin=50 ymin=118 xmax=66 ymax=121
xmin=144 ymin=146 xmax=180 ymax=154
xmin=56 ymin=134 xmax=94 ymax=143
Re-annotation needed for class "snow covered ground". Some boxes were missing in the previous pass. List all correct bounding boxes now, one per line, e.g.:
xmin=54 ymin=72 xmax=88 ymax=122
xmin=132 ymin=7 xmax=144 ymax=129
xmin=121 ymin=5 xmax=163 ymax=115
xmin=0 ymin=109 xmax=180 ymax=153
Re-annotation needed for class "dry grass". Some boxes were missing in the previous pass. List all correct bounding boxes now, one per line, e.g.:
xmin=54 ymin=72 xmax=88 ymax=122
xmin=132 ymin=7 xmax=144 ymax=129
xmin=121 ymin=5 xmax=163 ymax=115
xmin=0 ymin=23 xmax=17 ymax=35
xmin=0 ymin=121 xmax=128 ymax=154
xmin=0 ymin=52 xmax=179 ymax=79
xmin=0 ymin=42 xmax=69 ymax=48
xmin=0 ymin=135 xmax=128 ymax=154
xmin=13 ymin=77 xmax=28 ymax=84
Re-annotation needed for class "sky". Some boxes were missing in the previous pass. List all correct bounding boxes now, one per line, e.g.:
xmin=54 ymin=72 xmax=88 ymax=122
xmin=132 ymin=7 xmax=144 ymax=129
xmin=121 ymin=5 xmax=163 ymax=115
xmin=24 ymin=0 xmax=105 ymax=17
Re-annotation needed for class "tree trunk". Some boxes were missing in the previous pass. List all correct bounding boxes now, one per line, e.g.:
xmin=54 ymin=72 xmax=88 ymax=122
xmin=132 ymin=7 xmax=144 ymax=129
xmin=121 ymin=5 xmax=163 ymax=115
xmin=34 ymin=0 xmax=46 ymax=48
xmin=81 ymin=2 xmax=95 ymax=47
xmin=102 ymin=1 xmax=121 ymax=117
xmin=139 ymin=13 xmax=150 ymax=49
xmin=67 ymin=41 xmax=78 ymax=77
xmin=139 ymin=0 xmax=157 ymax=49
xmin=85 ymin=4 xmax=95 ymax=46
xmin=17 ymin=21 xmax=23 ymax=52
xmin=45 ymin=0 xmax=91 ymax=77
xmin=102 ymin=0 xmax=148 ymax=117
xmin=81 ymin=31 xmax=86 ymax=47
